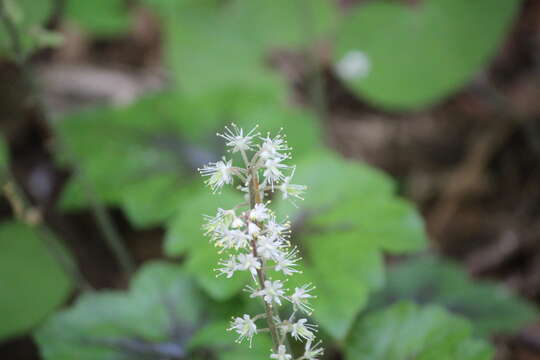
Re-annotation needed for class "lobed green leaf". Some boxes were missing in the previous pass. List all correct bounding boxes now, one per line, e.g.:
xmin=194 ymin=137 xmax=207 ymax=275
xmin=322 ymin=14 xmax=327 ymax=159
xmin=346 ymin=301 xmax=494 ymax=360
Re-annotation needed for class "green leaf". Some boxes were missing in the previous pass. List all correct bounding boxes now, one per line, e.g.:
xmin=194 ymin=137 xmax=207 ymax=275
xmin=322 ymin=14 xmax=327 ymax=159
xmin=0 ymin=0 xmax=53 ymax=57
xmin=228 ymin=0 xmax=338 ymax=49
xmin=334 ymin=0 xmax=520 ymax=110
xmin=56 ymin=91 xmax=216 ymax=212
xmin=370 ymin=255 xmax=539 ymax=336
xmin=65 ymin=0 xmax=130 ymax=36
xmin=120 ymin=176 xmax=200 ymax=228
xmin=34 ymin=262 xmax=205 ymax=359
xmin=35 ymin=261 xmax=261 ymax=360
xmin=165 ymin=189 xmax=248 ymax=300
xmin=346 ymin=302 xmax=494 ymax=360
xmin=274 ymin=150 xmax=427 ymax=339
xmin=0 ymin=221 xmax=72 ymax=341
xmin=148 ymin=0 xmax=337 ymax=94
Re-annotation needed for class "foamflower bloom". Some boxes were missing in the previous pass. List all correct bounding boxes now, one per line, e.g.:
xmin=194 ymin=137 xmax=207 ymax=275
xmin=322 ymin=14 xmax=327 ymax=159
xmin=228 ymin=314 xmax=257 ymax=347
xmin=200 ymin=125 xmax=322 ymax=357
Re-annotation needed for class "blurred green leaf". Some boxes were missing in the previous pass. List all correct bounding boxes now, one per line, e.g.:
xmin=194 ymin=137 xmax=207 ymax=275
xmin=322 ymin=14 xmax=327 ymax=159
xmin=346 ymin=302 xmax=494 ymax=360
xmin=370 ymin=255 xmax=538 ymax=336
xmin=335 ymin=0 xmax=520 ymax=110
xmin=0 ymin=221 xmax=72 ymax=341
xmin=34 ymin=262 xmax=204 ymax=359
xmin=0 ymin=0 xmax=53 ymax=57
xmin=120 ymin=176 xmax=200 ymax=229
xmin=145 ymin=0 xmax=337 ymax=94
xmin=65 ymin=0 xmax=130 ymax=36
xmin=34 ymin=261 xmax=262 ymax=360
xmin=228 ymin=0 xmax=338 ymax=49
xmin=56 ymin=91 xmax=218 ymax=217
xmin=273 ymin=150 xmax=426 ymax=339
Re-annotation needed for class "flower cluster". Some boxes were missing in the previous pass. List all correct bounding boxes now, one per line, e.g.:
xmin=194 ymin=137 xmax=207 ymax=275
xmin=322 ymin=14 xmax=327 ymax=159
xmin=198 ymin=124 xmax=322 ymax=360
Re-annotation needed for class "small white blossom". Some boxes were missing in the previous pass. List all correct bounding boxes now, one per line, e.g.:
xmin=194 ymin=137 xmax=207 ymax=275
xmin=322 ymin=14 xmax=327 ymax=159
xmin=336 ymin=50 xmax=371 ymax=80
xmin=224 ymin=229 xmax=251 ymax=250
xmin=231 ymin=216 xmax=244 ymax=229
xmin=279 ymin=172 xmax=306 ymax=201
xmin=256 ymin=235 xmax=283 ymax=260
xmin=291 ymin=319 xmax=316 ymax=341
xmin=250 ymin=203 xmax=270 ymax=222
xmin=303 ymin=340 xmax=324 ymax=360
xmin=198 ymin=158 xmax=235 ymax=192
xmin=274 ymin=248 xmax=300 ymax=276
xmin=270 ymin=345 xmax=292 ymax=360
xmin=263 ymin=158 xmax=289 ymax=186
xmin=203 ymin=208 xmax=236 ymax=236
xmin=236 ymin=253 xmax=261 ymax=277
xmin=217 ymin=256 xmax=237 ymax=278
xmin=290 ymin=284 xmax=316 ymax=314
xmin=258 ymin=133 xmax=290 ymax=161
xmin=218 ymin=124 xmax=259 ymax=153
xmin=248 ymin=221 xmax=261 ymax=236
xmin=228 ymin=314 xmax=257 ymax=346
xmin=265 ymin=217 xmax=289 ymax=240
xmin=252 ymin=280 xmax=286 ymax=305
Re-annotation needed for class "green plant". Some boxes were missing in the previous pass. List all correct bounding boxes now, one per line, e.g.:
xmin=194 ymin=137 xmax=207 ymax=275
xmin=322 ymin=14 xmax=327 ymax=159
xmin=333 ymin=0 xmax=520 ymax=110
xmin=0 ymin=0 xmax=536 ymax=359
xmin=369 ymin=255 xmax=538 ymax=336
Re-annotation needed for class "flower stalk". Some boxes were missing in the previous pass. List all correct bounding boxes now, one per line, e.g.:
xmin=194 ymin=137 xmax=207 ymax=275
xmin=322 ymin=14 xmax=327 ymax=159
xmin=199 ymin=124 xmax=322 ymax=359
xmin=248 ymin=167 xmax=282 ymax=350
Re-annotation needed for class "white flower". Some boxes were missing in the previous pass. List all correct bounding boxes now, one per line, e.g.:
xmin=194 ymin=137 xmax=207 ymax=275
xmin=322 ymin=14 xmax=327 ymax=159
xmin=303 ymin=340 xmax=324 ymax=360
xmin=217 ymin=229 xmax=250 ymax=250
xmin=236 ymin=253 xmax=261 ymax=276
xmin=217 ymin=255 xmax=237 ymax=278
xmin=203 ymin=208 xmax=236 ymax=237
xmin=290 ymin=284 xmax=315 ymax=314
xmin=279 ymin=172 xmax=306 ymax=201
xmin=335 ymin=50 xmax=370 ymax=80
xmin=291 ymin=319 xmax=316 ymax=341
xmin=198 ymin=158 xmax=235 ymax=192
xmin=274 ymin=248 xmax=300 ymax=275
xmin=263 ymin=158 xmax=289 ymax=186
xmin=250 ymin=203 xmax=270 ymax=222
xmin=252 ymin=280 xmax=286 ymax=305
xmin=265 ymin=217 xmax=289 ymax=240
xmin=228 ymin=314 xmax=257 ymax=346
xmin=270 ymin=345 xmax=292 ymax=360
xmin=256 ymin=235 xmax=283 ymax=260
xmin=259 ymin=133 xmax=290 ymax=161
xmin=248 ymin=222 xmax=261 ymax=236
xmin=231 ymin=216 xmax=244 ymax=228
xmin=218 ymin=123 xmax=259 ymax=153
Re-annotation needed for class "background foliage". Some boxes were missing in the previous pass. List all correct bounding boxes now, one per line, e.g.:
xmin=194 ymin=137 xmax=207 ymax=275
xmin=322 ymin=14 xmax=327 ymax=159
xmin=0 ymin=0 xmax=537 ymax=359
